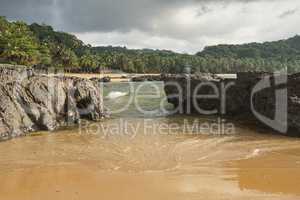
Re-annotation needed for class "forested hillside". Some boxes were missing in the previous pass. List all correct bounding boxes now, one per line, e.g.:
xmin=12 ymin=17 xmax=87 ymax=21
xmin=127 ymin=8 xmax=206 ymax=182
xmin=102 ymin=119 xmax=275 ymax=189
xmin=0 ymin=17 xmax=299 ymax=73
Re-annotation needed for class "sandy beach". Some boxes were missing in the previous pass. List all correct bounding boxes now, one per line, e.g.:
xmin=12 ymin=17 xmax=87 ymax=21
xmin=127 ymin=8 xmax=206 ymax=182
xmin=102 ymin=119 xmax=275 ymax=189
xmin=63 ymin=73 xmax=160 ymax=82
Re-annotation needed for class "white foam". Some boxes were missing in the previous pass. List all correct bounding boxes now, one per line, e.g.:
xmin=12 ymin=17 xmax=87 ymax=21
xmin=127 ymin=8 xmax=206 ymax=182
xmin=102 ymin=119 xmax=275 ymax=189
xmin=106 ymin=91 xmax=128 ymax=99
xmin=246 ymin=149 xmax=261 ymax=159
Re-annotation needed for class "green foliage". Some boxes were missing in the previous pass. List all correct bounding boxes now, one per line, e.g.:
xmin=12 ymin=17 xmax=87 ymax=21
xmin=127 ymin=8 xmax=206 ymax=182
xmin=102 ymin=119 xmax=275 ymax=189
xmin=79 ymin=54 xmax=99 ymax=72
xmin=196 ymin=36 xmax=300 ymax=73
xmin=38 ymin=43 xmax=52 ymax=66
xmin=0 ymin=16 xmax=300 ymax=73
xmin=0 ymin=17 xmax=40 ymax=65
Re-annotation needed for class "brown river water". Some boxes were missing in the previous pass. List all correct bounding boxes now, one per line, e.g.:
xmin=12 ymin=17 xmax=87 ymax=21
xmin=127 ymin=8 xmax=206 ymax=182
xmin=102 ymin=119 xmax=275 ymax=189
xmin=0 ymin=82 xmax=300 ymax=200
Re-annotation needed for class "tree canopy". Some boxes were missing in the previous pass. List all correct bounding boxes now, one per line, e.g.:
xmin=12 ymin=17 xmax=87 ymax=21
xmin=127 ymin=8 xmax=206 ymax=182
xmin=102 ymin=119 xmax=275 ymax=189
xmin=0 ymin=17 xmax=299 ymax=73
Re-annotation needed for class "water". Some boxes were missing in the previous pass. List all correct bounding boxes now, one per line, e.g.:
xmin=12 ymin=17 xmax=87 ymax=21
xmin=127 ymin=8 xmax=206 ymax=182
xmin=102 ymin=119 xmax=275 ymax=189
xmin=105 ymin=91 xmax=128 ymax=100
xmin=0 ymin=82 xmax=300 ymax=200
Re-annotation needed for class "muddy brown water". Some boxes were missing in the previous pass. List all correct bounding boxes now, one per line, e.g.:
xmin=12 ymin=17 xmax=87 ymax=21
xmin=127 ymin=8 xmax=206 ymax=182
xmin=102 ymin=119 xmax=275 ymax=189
xmin=0 ymin=82 xmax=299 ymax=200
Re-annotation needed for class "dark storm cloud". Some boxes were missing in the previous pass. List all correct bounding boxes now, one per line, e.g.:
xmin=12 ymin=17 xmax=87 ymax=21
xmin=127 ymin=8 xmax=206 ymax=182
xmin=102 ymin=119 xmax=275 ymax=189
xmin=0 ymin=0 xmax=187 ymax=31
xmin=0 ymin=0 xmax=57 ymax=24
xmin=0 ymin=0 xmax=298 ymax=53
xmin=60 ymin=0 xmax=175 ymax=32
xmin=0 ymin=0 xmax=277 ymax=32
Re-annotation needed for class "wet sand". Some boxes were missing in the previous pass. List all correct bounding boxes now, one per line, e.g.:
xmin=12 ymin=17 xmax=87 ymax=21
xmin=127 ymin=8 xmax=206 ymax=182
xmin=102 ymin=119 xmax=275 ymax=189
xmin=0 ymin=82 xmax=299 ymax=200
xmin=0 ymin=121 xmax=299 ymax=200
xmin=227 ymin=148 xmax=300 ymax=196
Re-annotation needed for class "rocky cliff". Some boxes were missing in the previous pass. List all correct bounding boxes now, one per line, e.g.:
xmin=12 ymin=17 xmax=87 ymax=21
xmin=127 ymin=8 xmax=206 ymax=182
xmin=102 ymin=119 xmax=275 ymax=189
xmin=0 ymin=65 xmax=107 ymax=140
xmin=163 ymin=72 xmax=300 ymax=136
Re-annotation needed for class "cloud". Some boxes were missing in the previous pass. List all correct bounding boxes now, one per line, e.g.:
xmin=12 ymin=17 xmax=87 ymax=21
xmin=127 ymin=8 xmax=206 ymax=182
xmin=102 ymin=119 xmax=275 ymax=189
xmin=0 ymin=0 xmax=280 ymax=33
xmin=1 ymin=0 xmax=299 ymax=53
xmin=278 ymin=9 xmax=298 ymax=19
xmin=76 ymin=30 xmax=201 ymax=53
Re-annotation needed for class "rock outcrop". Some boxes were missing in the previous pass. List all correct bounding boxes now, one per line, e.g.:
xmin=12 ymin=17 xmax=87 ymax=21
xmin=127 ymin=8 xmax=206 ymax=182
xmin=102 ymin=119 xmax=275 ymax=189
xmin=90 ymin=76 xmax=111 ymax=83
xmin=0 ymin=65 xmax=107 ymax=140
xmin=163 ymin=72 xmax=300 ymax=136
xmin=131 ymin=75 xmax=162 ymax=82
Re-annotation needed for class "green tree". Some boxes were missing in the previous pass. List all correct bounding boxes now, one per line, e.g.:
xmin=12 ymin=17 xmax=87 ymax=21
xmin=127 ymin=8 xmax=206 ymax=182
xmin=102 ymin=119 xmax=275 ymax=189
xmin=0 ymin=18 xmax=39 ymax=65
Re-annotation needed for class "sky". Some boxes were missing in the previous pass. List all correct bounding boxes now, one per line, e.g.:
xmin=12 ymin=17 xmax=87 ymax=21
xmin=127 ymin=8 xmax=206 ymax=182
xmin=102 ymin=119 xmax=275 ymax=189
xmin=1 ymin=0 xmax=300 ymax=54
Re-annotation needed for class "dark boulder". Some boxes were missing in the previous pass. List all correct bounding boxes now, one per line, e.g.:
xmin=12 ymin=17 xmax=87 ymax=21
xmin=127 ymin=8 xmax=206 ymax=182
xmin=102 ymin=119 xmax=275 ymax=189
xmin=163 ymin=72 xmax=300 ymax=136
xmin=131 ymin=75 xmax=162 ymax=82
xmin=90 ymin=76 xmax=111 ymax=83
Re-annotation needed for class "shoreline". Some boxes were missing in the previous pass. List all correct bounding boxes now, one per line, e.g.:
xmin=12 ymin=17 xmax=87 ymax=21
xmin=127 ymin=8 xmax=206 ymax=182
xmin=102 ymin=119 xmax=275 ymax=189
xmin=63 ymin=73 xmax=161 ymax=82
xmin=63 ymin=73 xmax=237 ymax=83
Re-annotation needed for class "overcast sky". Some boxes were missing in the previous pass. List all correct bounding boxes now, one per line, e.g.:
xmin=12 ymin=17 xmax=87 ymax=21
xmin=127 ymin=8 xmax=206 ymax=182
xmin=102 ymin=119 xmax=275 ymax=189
xmin=1 ymin=0 xmax=300 ymax=53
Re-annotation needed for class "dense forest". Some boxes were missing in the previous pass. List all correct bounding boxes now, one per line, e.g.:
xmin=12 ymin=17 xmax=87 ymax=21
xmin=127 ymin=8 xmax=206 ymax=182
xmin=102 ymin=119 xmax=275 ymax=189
xmin=1 ymin=16 xmax=300 ymax=73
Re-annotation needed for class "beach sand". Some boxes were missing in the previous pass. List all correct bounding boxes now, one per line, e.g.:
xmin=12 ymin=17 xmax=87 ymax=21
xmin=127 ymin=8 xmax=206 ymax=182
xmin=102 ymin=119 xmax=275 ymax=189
xmin=63 ymin=73 xmax=160 ymax=82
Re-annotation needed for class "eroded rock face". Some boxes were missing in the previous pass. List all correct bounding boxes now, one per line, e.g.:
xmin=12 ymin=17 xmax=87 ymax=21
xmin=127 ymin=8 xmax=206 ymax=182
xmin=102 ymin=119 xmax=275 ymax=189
xmin=163 ymin=72 xmax=300 ymax=136
xmin=90 ymin=76 xmax=111 ymax=83
xmin=0 ymin=65 xmax=107 ymax=140
xmin=131 ymin=75 xmax=162 ymax=82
